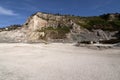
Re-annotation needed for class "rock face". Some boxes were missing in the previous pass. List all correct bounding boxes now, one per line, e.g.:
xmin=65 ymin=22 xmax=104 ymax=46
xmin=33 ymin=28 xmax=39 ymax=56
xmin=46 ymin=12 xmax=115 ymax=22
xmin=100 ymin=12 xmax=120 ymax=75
xmin=0 ymin=12 xmax=119 ymax=43
xmin=24 ymin=12 xmax=80 ymax=30
xmin=23 ymin=12 xmax=81 ymax=42
xmin=0 ymin=29 xmax=27 ymax=43
xmin=25 ymin=15 xmax=48 ymax=31
xmin=72 ymin=29 xmax=118 ymax=42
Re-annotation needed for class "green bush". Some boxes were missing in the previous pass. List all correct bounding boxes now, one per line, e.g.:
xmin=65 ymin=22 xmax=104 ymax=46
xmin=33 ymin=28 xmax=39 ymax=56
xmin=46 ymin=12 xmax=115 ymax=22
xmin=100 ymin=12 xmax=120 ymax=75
xmin=40 ymin=26 xmax=70 ymax=39
xmin=110 ymin=20 xmax=120 ymax=29
xmin=80 ymin=16 xmax=120 ymax=31
xmin=42 ymin=26 xmax=70 ymax=33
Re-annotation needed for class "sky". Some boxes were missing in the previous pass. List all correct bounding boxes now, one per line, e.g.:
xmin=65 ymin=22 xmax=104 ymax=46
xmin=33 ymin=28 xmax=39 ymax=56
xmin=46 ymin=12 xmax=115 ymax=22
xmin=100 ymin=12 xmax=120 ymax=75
xmin=0 ymin=0 xmax=120 ymax=27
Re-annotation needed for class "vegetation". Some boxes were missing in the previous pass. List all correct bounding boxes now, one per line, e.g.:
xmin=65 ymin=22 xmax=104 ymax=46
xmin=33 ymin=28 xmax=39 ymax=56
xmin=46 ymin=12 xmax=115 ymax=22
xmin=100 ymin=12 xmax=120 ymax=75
xmin=37 ymin=26 xmax=71 ymax=39
xmin=40 ymin=26 xmax=70 ymax=33
xmin=75 ymin=14 xmax=120 ymax=31
xmin=0 ymin=24 xmax=22 ymax=31
xmin=32 ymin=12 xmax=120 ymax=31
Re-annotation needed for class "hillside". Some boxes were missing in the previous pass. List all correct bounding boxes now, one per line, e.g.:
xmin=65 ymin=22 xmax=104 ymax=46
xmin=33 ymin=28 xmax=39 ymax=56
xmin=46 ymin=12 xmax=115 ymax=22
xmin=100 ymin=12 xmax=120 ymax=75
xmin=0 ymin=12 xmax=120 ymax=43
xmin=80 ymin=13 xmax=120 ymax=31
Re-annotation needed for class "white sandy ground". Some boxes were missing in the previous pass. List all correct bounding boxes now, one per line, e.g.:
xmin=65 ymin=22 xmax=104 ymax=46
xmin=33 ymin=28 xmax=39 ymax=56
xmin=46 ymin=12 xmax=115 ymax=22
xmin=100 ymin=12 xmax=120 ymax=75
xmin=0 ymin=43 xmax=120 ymax=80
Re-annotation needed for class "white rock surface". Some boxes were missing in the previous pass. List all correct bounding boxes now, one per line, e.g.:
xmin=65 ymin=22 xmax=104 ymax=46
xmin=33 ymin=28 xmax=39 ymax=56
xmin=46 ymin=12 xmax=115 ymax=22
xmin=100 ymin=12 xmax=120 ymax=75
xmin=25 ymin=15 xmax=48 ymax=31
xmin=0 ymin=29 xmax=27 ymax=42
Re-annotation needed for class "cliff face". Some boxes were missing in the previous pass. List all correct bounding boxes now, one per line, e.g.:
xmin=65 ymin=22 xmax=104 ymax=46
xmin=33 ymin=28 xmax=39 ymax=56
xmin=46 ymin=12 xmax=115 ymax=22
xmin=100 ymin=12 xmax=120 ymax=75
xmin=24 ymin=12 xmax=80 ymax=31
xmin=23 ymin=12 xmax=119 ymax=42
xmin=23 ymin=12 xmax=81 ymax=42
xmin=0 ymin=12 xmax=120 ymax=43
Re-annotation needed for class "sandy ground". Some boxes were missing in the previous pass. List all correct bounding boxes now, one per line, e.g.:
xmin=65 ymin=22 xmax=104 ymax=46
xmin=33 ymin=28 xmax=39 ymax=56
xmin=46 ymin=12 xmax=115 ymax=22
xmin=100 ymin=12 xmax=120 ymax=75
xmin=0 ymin=43 xmax=120 ymax=80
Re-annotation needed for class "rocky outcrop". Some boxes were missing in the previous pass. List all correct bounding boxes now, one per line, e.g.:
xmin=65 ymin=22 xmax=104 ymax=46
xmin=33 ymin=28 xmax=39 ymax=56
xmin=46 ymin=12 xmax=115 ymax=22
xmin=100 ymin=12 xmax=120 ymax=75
xmin=0 ymin=29 xmax=27 ymax=43
xmin=0 ymin=12 xmax=120 ymax=43
xmin=23 ymin=12 xmax=81 ymax=42
xmin=72 ymin=29 xmax=118 ymax=42
xmin=24 ymin=12 xmax=80 ymax=30
xmin=24 ymin=15 xmax=48 ymax=31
